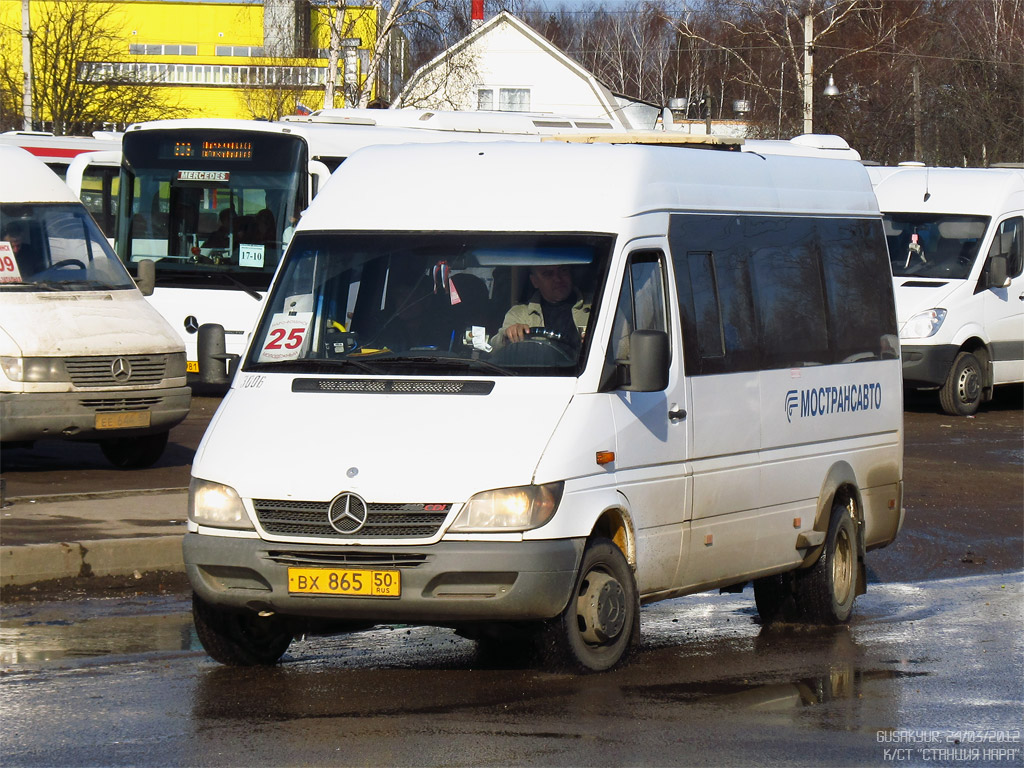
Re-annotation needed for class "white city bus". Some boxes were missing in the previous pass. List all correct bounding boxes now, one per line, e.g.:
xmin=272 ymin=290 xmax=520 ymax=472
xmin=184 ymin=139 xmax=903 ymax=671
xmin=113 ymin=118 xmax=565 ymax=381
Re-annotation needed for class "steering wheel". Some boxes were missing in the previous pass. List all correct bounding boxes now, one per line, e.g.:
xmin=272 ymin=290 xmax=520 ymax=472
xmin=490 ymin=326 xmax=577 ymax=366
xmin=49 ymin=259 xmax=87 ymax=270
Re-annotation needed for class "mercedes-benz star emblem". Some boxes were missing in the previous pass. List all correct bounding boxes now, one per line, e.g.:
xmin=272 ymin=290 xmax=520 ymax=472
xmin=184 ymin=316 xmax=200 ymax=334
xmin=110 ymin=357 xmax=132 ymax=383
xmin=328 ymin=492 xmax=369 ymax=534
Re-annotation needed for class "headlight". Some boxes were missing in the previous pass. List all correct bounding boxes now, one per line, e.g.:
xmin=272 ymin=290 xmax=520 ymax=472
xmin=0 ymin=356 xmax=68 ymax=382
xmin=902 ymin=308 xmax=947 ymax=339
xmin=188 ymin=478 xmax=254 ymax=530
xmin=450 ymin=482 xmax=563 ymax=532
xmin=165 ymin=352 xmax=187 ymax=378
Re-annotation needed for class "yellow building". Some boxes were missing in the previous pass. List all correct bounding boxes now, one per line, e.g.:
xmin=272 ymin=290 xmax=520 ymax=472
xmin=0 ymin=0 xmax=388 ymax=126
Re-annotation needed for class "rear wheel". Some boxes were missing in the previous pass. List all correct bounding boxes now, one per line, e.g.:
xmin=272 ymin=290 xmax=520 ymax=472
xmin=99 ymin=431 xmax=169 ymax=469
xmin=795 ymin=504 xmax=858 ymax=624
xmin=939 ymin=351 xmax=983 ymax=416
xmin=192 ymin=593 xmax=293 ymax=666
xmin=538 ymin=538 xmax=639 ymax=672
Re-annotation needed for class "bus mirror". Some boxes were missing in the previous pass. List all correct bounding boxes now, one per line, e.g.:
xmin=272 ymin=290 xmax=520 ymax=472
xmin=197 ymin=323 xmax=238 ymax=389
xmin=625 ymin=330 xmax=669 ymax=392
xmin=308 ymin=160 xmax=332 ymax=198
xmin=136 ymin=259 xmax=155 ymax=296
xmin=986 ymin=254 xmax=1009 ymax=289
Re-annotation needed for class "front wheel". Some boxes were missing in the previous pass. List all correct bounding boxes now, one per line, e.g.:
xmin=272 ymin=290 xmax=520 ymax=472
xmin=795 ymin=504 xmax=858 ymax=624
xmin=538 ymin=538 xmax=639 ymax=672
xmin=192 ymin=593 xmax=293 ymax=666
xmin=939 ymin=351 xmax=983 ymax=416
xmin=99 ymin=431 xmax=169 ymax=469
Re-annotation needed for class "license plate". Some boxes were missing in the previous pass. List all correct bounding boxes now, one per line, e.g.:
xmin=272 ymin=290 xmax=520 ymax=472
xmin=95 ymin=411 xmax=151 ymax=430
xmin=186 ymin=360 xmax=199 ymax=373
xmin=287 ymin=567 xmax=401 ymax=597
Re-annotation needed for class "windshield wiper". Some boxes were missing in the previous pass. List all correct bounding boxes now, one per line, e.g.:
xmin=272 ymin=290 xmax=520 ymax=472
xmin=253 ymin=357 xmax=380 ymax=374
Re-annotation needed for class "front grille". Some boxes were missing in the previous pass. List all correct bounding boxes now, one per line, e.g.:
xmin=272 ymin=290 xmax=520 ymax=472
xmin=265 ymin=551 xmax=429 ymax=568
xmin=253 ymin=499 xmax=451 ymax=539
xmin=79 ymin=396 xmax=162 ymax=411
xmin=67 ymin=355 xmax=168 ymax=387
xmin=292 ymin=378 xmax=494 ymax=395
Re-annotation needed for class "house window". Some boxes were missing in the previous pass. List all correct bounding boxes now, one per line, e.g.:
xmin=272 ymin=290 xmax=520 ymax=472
xmin=477 ymin=89 xmax=494 ymax=110
xmin=499 ymin=88 xmax=530 ymax=112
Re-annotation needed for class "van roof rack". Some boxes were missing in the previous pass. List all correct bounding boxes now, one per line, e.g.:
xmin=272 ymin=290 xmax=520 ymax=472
xmin=543 ymin=132 xmax=744 ymax=150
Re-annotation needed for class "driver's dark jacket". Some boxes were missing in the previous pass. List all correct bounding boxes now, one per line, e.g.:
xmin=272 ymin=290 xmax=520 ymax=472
xmin=491 ymin=290 xmax=591 ymax=350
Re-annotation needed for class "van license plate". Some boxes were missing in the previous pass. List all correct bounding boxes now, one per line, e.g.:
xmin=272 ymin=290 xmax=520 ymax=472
xmin=287 ymin=568 xmax=401 ymax=597
xmin=95 ymin=411 xmax=151 ymax=430
xmin=186 ymin=360 xmax=199 ymax=373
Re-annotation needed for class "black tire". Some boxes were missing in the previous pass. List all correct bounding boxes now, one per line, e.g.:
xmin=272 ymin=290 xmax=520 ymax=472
xmin=795 ymin=504 xmax=858 ymax=625
xmin=939 ymin=351 xmax=983 ymax=416
xmin=99 ymin=431 xmax=169 ymax=469
xmin=753 ymin=571 xmax=799 ymax=625
xmin=192 ymin=592 xmax=293 ymax=666
xmin=538 ymin=538 xmax=639 ymax=672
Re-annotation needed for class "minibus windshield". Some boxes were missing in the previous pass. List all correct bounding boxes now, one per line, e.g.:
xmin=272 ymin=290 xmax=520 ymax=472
xmin=246 ymin=231 xmax=614 ymax=376
xmin=884 ymin=213 xmax=990 ymax=279
xmin=0 ymin=203 xmax=135 ymax=291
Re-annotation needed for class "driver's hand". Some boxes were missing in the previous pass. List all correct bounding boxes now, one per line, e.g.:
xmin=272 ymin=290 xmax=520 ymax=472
xmin=504 ymin=323 xmax=531 ymax=344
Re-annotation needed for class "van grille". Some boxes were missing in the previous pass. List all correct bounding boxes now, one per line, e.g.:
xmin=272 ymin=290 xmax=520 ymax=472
xmin=265 ymin=551 xmax=429 ymax=568
xmin=79 ymin=396 xmax=162 ymax=411
xmin=66 ymin=355 xmax=168 ymax=387
xmin=253 ymin=499 xmax=450 ymax=539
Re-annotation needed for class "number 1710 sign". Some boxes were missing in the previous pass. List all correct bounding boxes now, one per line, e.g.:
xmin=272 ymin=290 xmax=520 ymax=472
xmin=258 ymin=312 xmax=312 ymax=362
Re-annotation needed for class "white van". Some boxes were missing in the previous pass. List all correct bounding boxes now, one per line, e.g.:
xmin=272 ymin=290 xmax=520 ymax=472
xmin=185 ymin=141 xmax=904 ymax=671
xmin=0 ymin=147 xmax=190 ymax=468
xmin=869 ymin=166 xmax=1024 ymax=415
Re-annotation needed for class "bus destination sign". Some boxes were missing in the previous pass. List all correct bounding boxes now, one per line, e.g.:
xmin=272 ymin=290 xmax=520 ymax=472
xmin=171 ymin=140 xmax=254 ymax=161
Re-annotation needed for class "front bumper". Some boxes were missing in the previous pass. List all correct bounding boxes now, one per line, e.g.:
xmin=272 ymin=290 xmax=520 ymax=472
xmin=184 ymin=533 xmax=585 ymax=624
xmin=0 ymin=386 xmax=191 ymax=442
xmin=901 ymin=344 xmax=959 ymax=388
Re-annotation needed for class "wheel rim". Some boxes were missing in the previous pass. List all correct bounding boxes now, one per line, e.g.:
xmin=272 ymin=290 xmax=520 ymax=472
xmin=956 ymin=362 xmax=981 ymax=405
xmin=832 ymin=524 xmax=854 ymax=606
xmin=576 ymin=569 xmax=627 ymax=645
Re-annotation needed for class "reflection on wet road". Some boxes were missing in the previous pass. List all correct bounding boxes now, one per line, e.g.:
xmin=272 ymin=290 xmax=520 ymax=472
xmin=2 ymin=572 xmax=1021 ymax=767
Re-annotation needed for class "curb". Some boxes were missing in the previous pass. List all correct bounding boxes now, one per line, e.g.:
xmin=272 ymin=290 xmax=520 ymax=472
xmin=1 ymin=535 xmax=184 ymax=587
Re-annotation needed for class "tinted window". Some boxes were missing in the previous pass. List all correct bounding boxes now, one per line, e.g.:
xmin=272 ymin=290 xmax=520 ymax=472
xmin=670 ymin=214 xmax=897 ymax=375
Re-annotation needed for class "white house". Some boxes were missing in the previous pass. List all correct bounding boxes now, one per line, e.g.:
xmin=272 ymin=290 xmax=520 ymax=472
xmin=394 ymin=11 xmax=657 ymax=130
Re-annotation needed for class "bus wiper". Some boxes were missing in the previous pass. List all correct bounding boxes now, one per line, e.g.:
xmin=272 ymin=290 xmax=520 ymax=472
xmin=255 ymin=357 xmax=380 ymax=374
xmin=380 ymin=356 xmax=514 ymax=376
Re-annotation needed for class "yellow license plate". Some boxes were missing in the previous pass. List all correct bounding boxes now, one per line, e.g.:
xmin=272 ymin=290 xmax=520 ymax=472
xmin=287 ymin=568 xmax=401 ymax=597
xmin=186 ymin=360 xmax=199 ymax=373
xmin=95 ymin=411 xmax=152 ymax=430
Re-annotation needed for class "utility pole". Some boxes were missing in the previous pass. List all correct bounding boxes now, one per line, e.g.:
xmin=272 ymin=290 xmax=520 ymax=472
xmin=21 ymin=0 xmax=33 ymax=131
xmin=802 ymin=6 xmax=814 ymax=135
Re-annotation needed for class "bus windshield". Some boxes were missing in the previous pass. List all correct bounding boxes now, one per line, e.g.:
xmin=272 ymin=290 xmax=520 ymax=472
xmin=1 ymin=203 xmax=135 ymax=291
xmin=118 ymin=129 xmax=306 ymax=291
xmin=246 ymin=231 xmax=613 ymax=377
xmin=884 ymin=212 xmax=990 ymax=279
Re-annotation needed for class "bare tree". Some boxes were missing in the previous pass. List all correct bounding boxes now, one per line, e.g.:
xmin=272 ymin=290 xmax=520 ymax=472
xmin=0 ymin=0 xmax=181 ymax=134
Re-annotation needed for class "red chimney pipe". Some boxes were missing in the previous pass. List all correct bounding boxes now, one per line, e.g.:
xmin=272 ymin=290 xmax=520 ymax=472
xmin=472 ymin=0 xmax=484 ymax=21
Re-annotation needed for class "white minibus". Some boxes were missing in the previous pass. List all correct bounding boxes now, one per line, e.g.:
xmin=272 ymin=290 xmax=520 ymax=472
xmin=0 ymin=147 xmax=190 ymax=468
xmin=869 ymin=166 xmax=1024 ymax=415
xmin=185 ymin=140 xmax=904 ymax=671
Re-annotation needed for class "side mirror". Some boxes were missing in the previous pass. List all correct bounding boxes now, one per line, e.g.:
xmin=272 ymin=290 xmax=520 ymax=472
xmin=197 ymin=323 xmax=239 ymax=390
xmin=625 ymin=330 xmax=670 ymax=392
xmin=986 ymin=254 xmax=1010 ymax=289
xmin=136 ymin=259 xmax=155 ymax=296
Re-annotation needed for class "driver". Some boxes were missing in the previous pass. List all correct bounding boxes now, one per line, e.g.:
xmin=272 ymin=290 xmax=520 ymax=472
xmin=492 ymin=264 xmax=590 ymax=350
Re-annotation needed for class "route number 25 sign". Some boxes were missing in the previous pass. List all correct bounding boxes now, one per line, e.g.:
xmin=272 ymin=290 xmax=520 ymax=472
xmin=258 ymin=312 xmax=312 ymax=362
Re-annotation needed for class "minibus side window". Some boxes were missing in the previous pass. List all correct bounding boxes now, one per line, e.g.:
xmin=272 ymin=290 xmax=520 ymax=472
xmin=604 ymin=251 xmax=668 ymax=388
xmin=987 ymin=217 xmax=1023 ymax=278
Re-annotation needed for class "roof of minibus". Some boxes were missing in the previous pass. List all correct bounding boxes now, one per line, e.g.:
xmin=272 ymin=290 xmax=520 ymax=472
xmin=869 ymin=166 xmax=1024 ymax=216
xmin=124 ymin=117 xmax=538 ymax=160
xmin=0 ymin=146 xmax=80 ymax=203
xmin=298 ymin=140 xmax=878 ymax=234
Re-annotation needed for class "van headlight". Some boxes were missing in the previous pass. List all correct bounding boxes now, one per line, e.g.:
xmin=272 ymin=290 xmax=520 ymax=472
xmin=450 ymin=482 xmax=563 ymax=532
xmin=165 ymin=352 xmax=187 ymax=378
xmin=188 ymin=479 xmax=254 ymax=530
xmin=902 ymin=308 xmax=946 ymax=339
xmin=0 ymin=357 xmax=68 ymax=382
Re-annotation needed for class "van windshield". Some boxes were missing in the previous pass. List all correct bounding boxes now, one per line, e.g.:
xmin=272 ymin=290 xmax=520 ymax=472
xmin=883 ymin=213 xmax=990 ymax=279
xmin=245 ymin=231 xmax=613 ymax=376
xmin=0 ymin=204 xmax=135 ymax=291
